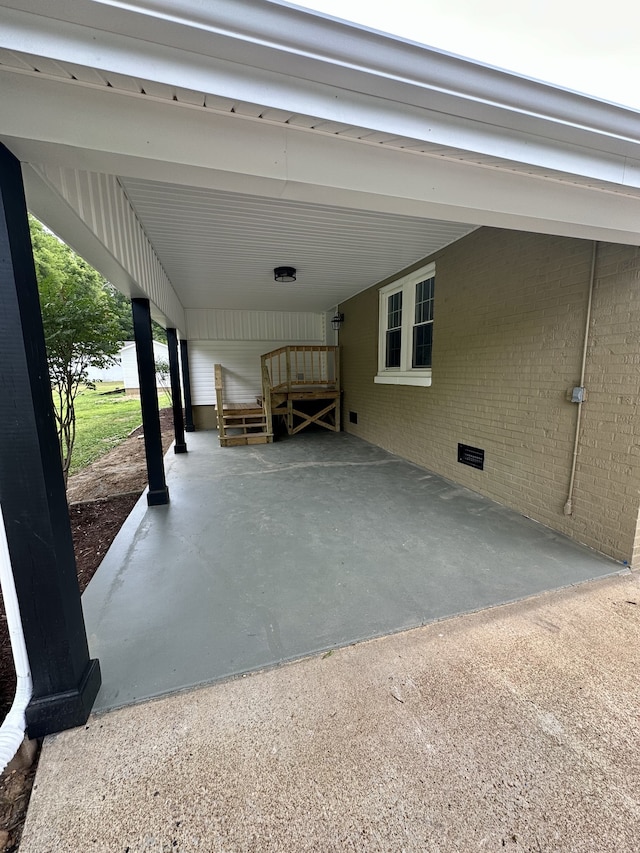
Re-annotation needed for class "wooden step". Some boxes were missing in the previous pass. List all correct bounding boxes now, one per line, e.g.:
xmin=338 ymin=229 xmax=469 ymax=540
xmin=220 ymin=432 xmax=273 ymax=447
xmin=223 ymin=414 xmax=266 ymax=424
xmin=216 ymin=366 xmax=273 ymax=447
xmin=223 ymin=416 xmax=265 ymax=423
xmin=223 ymin=407 xmax=264 ymax=417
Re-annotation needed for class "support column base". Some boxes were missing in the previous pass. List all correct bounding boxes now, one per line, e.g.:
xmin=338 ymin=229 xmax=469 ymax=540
xmin=185 ymin=426 xmax=195 ymax=433
xmin=174 ymin=443 xmax=188 ymax=454
xmin=147 ymin=487 xmax=170 ymax=506
xmin=26 ymin=658 xmax=102 ymax=739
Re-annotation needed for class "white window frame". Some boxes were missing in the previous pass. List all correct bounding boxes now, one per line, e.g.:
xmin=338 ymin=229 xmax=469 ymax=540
xmin=375 ymin=262 xmax=435 ymax=387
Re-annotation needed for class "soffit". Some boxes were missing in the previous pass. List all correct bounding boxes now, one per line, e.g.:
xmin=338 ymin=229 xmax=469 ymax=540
xmin=119 ymin=177 xmax=476 ymax=312
xmin=1 ymin=50 xmax=639 ymax=200
xmin=3 ymin=45 xmax=639 ymax=316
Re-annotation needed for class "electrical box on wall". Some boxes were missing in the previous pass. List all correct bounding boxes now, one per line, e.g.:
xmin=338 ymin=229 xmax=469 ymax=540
xmin=571 ymin=386 xmax=586 ymax=403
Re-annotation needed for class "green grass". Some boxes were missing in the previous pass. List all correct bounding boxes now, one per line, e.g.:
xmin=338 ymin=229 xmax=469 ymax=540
xmin=69 ymin=382 xmax=170 ymax=476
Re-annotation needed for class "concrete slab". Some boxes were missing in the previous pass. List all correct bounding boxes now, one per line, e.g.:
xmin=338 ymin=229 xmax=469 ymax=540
xmin=22 ymin=572 xmax=640 ymax=852
xmin=82 ymin=431 xmax=620 ymax=713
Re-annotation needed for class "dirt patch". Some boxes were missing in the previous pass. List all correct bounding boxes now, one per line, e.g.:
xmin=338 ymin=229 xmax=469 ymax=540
xmin=0 ymin=408 xmax=176 ymax=851
xmin=67 ymin=408 xmax=175 ymax=503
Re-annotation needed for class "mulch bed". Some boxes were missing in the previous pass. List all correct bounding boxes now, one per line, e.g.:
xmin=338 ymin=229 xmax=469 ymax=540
xmin=70 ymin=493 xmax=141 ymax=594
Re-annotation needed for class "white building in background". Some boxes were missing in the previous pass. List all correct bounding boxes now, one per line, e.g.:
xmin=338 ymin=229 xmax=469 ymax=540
xmin=85 ymin=354 xmax=124 ymax=384
xmin=86 ymin=341 xmax=169 ymax=390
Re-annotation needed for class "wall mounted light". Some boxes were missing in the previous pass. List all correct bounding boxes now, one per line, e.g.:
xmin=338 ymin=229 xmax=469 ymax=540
xmin=331 ymin=312 xmax=344 ymax=331
xmin=274 ymin=266 xmax=297 ymax=282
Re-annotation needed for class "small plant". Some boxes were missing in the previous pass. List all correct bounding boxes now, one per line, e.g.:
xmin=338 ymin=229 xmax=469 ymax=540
xmin=31 ymin=216 xmax=122 ymax=484
xmin=155 ymin=357 xmax=172 ymax=406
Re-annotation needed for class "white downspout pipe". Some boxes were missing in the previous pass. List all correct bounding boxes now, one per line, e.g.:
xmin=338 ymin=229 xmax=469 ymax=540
xmin=564 ymin=241 xmax=598 ymax=516
xmin=0 ymin=504 xmax=33 ymax=774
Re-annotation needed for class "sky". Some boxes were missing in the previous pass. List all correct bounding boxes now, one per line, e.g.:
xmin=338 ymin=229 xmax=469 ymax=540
xmin=294 ymin=0 xmax=640 ymax=111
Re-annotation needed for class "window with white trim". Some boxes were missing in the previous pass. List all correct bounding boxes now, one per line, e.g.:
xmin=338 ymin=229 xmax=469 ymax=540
xmin=375 ymin=262 xmax=435 ymax=387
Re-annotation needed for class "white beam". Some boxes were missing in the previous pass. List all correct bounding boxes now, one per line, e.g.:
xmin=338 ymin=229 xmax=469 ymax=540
xmin=2 ymin=73 xmax=640 ymax=245
xmin=1 ymin=1 xmax=640 ymax=181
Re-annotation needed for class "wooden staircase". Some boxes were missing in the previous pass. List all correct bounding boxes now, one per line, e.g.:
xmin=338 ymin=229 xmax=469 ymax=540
xmin=214 ymin=364 xmax=273 ymax=447
xmin=214 ymin=346 xmax=339 ymax=447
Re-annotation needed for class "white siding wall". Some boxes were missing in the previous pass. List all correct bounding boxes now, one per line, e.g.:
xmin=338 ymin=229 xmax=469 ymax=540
xmin=122 ymin=341 xmax=169 ymax=390
xmin=185 ymin=309 xmax=323 ymax=341
xmin=85 ymin=357 xmax=124 ymax=384
xmin=190 ymin=340 xmax=326 ymax=405
xmin=121 ymin=346 xmax=139 ymax=391
xmin=189 ymin=341 xmax=328 ymax=406
xmin=187 ymin=309 xmax=326 ymax=405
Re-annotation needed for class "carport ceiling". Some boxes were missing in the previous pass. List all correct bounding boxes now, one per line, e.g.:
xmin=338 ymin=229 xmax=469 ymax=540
xmin=120 ymin=177 xmax=477 ymax=313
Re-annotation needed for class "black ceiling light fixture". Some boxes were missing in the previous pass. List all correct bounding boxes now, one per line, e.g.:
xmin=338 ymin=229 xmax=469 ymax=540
xmin=274 ymin=266 xmax=297 ymax=282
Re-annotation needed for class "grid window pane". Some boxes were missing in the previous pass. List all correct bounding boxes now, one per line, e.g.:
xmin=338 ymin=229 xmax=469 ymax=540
xmin=412 ymin=321 xmax=433 ymax=368
xmin=385 ymin=291 xmax=402 ymax=368
xmin=413 ymin=276 xmax=434 ymax=367
xmin=415 ymin=277 xmax=434 ymax=324
xmin=386 ymin=328 xmax=402 ymax=367
xmin=387 ymin=291 xmax=402 ymax=330
xmin=380 ymin=271 xmax=434 ymax=374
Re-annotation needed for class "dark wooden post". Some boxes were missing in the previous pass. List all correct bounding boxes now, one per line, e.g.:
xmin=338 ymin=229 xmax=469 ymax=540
xmin=0 ymin=143 xmax=101 ymax=738
xmin=180 ymin=339 xmax=195 ymax=432
xmin=166 ymin=328 xmax=187 ymax=453
xmin=131 ymin=298 xmax=170 ymax=506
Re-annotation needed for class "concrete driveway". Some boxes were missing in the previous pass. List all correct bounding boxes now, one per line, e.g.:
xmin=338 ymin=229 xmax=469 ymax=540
xmin=21 ymin=570 xmax=640 ymax=852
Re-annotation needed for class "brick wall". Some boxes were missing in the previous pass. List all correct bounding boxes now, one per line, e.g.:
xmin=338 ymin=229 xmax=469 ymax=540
xmin=340 ymin=228 xmax=640 ymax=565
xmin=578 ymin=242 xmax=640 ymax=564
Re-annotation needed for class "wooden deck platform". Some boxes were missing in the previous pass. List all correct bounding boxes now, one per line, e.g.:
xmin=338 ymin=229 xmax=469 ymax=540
xmin=214 ymin=346 xmax=340 ymax=447
xmin=261 ymin=346 xmax=341 ymax=436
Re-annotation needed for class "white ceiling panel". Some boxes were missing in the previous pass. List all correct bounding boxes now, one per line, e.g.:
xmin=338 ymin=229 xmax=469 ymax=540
xmin=120 ymin=178 xmax=476 ymax=312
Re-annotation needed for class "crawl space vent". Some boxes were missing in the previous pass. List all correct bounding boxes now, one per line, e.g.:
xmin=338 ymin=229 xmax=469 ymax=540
xmin=458 ymin=443 xmax=484 ymax=471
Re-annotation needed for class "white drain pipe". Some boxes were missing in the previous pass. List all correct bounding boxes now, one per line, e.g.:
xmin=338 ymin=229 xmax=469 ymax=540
xmin=0 ymin=504 xmax=33 ymax=774
xmin=564 ymin=241 xmax=597 ymax=516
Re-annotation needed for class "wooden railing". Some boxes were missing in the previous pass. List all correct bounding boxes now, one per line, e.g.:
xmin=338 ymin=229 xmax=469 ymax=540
xmin=214 ymin=363 xmax=226 ymax=440
xmin=215 ymin=363 xmax=272 ymax=446
xmin=261 ymin=346 xmax=341 ymax=435
xmin=260 ymin=358 xmax=273 ymax=427
xmin=217 ymin=348 xmax=341 ymax=443
xmin=261 ymin=345 xmax=339 ymax=392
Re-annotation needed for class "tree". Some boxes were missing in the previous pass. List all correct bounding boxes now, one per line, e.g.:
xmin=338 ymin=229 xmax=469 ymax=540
xmin=105 ymin=283 xmax=167 ymax=344
xmin=30 ymin=216 xmax=123 ymax=484
xmin=105 ymin=282 xmax=135 ymax=341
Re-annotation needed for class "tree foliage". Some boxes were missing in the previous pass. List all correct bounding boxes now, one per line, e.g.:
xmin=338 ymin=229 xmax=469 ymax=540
xmin=105 ymin=282 xmax=167 ymax=344
xmin=30 ymin=216 xmax=123 ymax=484
xmin=104 ymin=282 xmax=136 ymax=342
